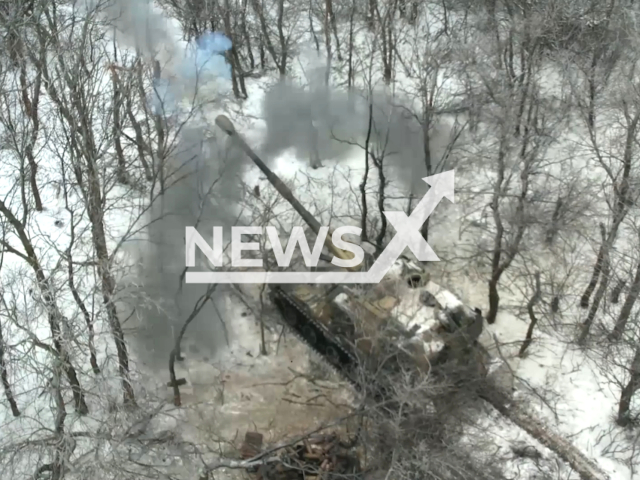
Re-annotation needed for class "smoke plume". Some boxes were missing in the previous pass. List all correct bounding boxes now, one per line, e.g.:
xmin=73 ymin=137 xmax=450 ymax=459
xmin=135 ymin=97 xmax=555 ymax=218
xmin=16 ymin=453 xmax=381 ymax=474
xmin=131 ymin=128 xmax=245 ymax=369
xmin=105 ymin=0 xmax=242 ymax=368
xmin=259 ymin=78 xmax=457 ymax=195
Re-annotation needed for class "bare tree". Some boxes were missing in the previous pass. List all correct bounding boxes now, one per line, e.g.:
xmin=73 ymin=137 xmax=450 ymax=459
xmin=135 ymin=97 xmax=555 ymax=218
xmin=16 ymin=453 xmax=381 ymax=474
xmin=329 ymin=99 xmax=397 ymax=252
xmin=577 ymin=52 xmax=640 ymax=342
xmin=483 ymin=93 xmax=552 ymax=325
xmin=617 ymin=345 xmax=640 ymax=426
xmin=393 ymin=12 xmax=466 ymax=241
xmin=0 ymin=5 xmax=44 ymax=212
xmin=0 ymin=198 xmax=89 ymax=414
xmin=250 ymin=0 xmax=293 ymax=76
xmin=610 ymin=230 xmax=640 ymax=341
xmin=463 ymin=0 xmax=564 ymax=325
xmin=373 ymin=0 xmax=397 ymax=85
xmin=222 ymin=0 xmax=248 ymax=99
xmin=580 ymin=223 xmax=607 ymax=308
xmin=0 ymin=261 xmax=19 ymax=417
xmin=59 ymin=160 xmax=101 ymax=375
xmin=29 ymin=11 xmax=137 ymax=405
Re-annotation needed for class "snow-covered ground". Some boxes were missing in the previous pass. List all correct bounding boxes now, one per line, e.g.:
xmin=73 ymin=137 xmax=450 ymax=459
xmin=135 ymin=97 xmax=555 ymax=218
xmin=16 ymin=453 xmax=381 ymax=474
xmin=1 ymin=1 xmax=640 ymax=479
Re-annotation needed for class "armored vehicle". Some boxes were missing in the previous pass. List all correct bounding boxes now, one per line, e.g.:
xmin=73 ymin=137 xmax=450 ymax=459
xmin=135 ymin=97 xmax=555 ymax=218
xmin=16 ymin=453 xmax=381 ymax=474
xmin=270 ymin=268 xmax=487 ymax=391
xmin=215 ymin=114 xmax=488 ymax=392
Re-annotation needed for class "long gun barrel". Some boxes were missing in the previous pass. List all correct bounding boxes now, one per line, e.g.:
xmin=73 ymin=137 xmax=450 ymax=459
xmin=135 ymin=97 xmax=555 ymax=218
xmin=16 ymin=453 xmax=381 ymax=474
xmin=215 ymin=115 xmax=360 ymax=271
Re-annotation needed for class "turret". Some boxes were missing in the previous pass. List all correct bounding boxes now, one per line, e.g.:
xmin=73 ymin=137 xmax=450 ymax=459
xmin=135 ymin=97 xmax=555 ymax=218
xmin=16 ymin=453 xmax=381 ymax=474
xmin=215 ymin=114 xmax=361 ymax=271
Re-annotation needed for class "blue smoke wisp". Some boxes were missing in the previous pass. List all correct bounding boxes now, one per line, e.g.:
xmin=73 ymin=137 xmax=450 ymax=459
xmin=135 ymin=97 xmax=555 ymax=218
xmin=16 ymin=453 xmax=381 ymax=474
xmin=150 ymin=31 xmax=232 ymax=115
xmin=187 ymin=31 xmax=232 ymax=80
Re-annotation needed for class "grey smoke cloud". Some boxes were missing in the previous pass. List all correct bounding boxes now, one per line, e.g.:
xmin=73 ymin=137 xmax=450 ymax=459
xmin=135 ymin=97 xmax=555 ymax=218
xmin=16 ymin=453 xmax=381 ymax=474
xmin=131 ymin=127 xmax=247 ymax=369
xmin=259 ymin=79 xmax=457 ymax=195
xmin=103 ymin=0 xmax=245 ymax=367
xmin=103 ymin=0 xmax=174 ymax=61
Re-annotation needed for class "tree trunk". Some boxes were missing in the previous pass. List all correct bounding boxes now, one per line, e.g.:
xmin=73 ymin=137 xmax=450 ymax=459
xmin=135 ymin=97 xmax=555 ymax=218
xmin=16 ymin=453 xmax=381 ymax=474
xmin=580 ymin=223 xmax=607 ymax=308
xmin=487 ymin=179 xmax=505 ymax=326
xmin=223 ymin=0 xmax=247 ymax=99
xmin=514 ymin=42 xmax=535 ymax=138
xmin=169 ymin=349 xmax=181 ymax=406
xmin=276 ymin=0 xmax=287 ymax=76
xmin=382 ymin=25 xmax=392 ymax=84
xmin=373 ymin=151 xmax=388 ymax=248
xmin=309 ymin=120 xmax=322 ymax=168
xmin=545 ymin=196 xmax=563 ymax=245
xmin=153 ymin=60 xmax=167 ymax=194
xmin=347 ymin=1 xmax=355 ymax=88
xmin=487 ymin=274 xmax=500 ymax=325
xmin=309 ymin=2 xmax=320 ymax=52
xmin=610 ymin=260 xmax=640 ymax=341
xmin=259 ymin=285 xmax=268 ymax=355
xmin=17 ymin=41 xmax=44 ymax=212
xmin=360 ymin=102 xmax=373 ymax=243
xmin=587 ymin=51 xmax=598 ymax=131
xmin=110 ymin=66 xmax=129 ymax=184
xmin=325 ymin=0 xmax=341 ymax=61
xmin=241 ymin=0 xmax=255 ymax=70
xmin=441 ymin=0 xmax=448 ymax=33
xmin=578 ymin=249 xmax=610 ymax=345
xmin=420 ymin=109 xmax=432 ymax=242
xmin=617 ymin=347 xmax=640 ymax=427
xmin=368 ymin=0 xmax=377 ymax=29
xmin=610 ymin=279 xmax=626 ymax=304
xmin=0 ymin=321 xmax=20 ymax=417
xmin=324 ymin=0 xmax=332 ymax=84
xmin=519 ymin=272 xmax=540 ymax=357
xmin=49 ymin=367 xmax=67 ymax=480
xmin=409 ymin=2 xmax=418 ymax=24
xmin=227 ymin=51 xmax=241 ymax=98
xmin=551 ymin=295 xmax=560 ymax=313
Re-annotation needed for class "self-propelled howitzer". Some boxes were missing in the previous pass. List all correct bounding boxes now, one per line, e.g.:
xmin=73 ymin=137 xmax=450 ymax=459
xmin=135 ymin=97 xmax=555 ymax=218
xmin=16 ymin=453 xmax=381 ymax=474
xmin=214 ymin=114 xmax=486 ymax=388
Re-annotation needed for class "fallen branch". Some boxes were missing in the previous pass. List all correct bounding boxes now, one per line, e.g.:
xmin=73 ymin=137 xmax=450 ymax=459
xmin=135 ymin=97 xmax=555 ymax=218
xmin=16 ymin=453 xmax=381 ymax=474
xmin=169 ymin=285 xmax=217 ymax=406
xmin=203 ymin=412 xmax=362 ymax=472
xmin=480 ymin=383 xmax=610 ymax=480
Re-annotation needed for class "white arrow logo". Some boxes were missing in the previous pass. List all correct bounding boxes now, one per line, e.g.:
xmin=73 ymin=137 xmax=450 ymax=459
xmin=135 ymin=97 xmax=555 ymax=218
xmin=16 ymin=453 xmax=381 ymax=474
xmin=186 ymin=170 xmax=454 ymax=284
